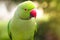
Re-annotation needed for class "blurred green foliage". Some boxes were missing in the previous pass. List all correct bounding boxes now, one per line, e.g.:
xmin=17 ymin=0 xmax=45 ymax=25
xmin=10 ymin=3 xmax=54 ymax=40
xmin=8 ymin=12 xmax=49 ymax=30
xmin=34 ymin=0 xmax=60 ymax=40
xmin=0 ymin=21 xmax=10 ymax=40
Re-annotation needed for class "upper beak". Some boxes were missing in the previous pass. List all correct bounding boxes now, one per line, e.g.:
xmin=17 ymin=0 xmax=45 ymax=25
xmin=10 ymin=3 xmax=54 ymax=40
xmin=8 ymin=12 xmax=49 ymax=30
xmin=30 ymin=9 xmax=36 ymax=18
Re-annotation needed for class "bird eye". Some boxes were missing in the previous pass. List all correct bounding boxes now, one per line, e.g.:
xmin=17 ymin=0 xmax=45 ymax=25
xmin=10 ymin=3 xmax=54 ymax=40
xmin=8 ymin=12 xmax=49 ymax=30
xmin=24 ymin=9 xmax=27 ymax=11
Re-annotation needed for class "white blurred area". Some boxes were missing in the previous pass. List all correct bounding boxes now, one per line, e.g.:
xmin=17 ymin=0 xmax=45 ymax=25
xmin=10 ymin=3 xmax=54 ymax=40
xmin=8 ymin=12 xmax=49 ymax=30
xmin=0 ymin=1 xmax=17 ymax=21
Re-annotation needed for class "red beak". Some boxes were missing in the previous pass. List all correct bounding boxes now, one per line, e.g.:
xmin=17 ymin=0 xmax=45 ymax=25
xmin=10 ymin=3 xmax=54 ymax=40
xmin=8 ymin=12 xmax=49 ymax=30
xmin=30 ymin=9 xmax=36 ymax=18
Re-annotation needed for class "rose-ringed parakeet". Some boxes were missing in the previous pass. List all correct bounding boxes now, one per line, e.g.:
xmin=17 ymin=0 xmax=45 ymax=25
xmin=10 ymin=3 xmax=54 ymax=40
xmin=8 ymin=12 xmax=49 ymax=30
xmin=8 ymin=1 xmax=37 ymax=40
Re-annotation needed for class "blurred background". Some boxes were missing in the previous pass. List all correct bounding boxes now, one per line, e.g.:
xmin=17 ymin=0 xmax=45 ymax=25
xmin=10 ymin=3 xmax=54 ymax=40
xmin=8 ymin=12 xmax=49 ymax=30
xmin=0 ymin=0 xmax=60 ymax=40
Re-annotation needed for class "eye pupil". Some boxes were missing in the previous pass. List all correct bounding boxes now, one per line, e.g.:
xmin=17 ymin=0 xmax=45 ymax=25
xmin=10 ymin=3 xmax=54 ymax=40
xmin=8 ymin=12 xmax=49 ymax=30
xmin=24 ymin=9 xmax=27 ymax=11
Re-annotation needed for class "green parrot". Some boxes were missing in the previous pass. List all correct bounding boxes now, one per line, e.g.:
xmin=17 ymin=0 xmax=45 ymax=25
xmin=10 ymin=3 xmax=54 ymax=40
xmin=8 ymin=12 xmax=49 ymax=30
xmin=8 ymin=1 xmax=37 ymax=40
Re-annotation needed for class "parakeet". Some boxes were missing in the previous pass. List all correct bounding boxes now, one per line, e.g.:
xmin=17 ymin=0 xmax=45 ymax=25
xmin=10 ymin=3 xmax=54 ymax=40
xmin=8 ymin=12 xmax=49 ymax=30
xmin=8 ymin=1 xmax=37 ymax=40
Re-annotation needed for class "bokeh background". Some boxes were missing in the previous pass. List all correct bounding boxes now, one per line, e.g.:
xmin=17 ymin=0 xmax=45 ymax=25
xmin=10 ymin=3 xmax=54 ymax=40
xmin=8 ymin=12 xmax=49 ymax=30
xmin=0 ymin=0 xmax=60 ymax=40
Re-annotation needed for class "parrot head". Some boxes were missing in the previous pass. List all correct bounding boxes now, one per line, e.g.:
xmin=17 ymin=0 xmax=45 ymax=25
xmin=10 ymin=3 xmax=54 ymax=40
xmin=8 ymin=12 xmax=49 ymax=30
xmin=15 ymin=1 xmax=37 ymax=20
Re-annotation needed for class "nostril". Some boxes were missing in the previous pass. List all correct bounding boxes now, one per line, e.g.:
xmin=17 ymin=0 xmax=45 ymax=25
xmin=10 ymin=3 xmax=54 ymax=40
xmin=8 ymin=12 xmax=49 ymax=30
xmin=30 ymin=9 xmax=36 ymax=18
